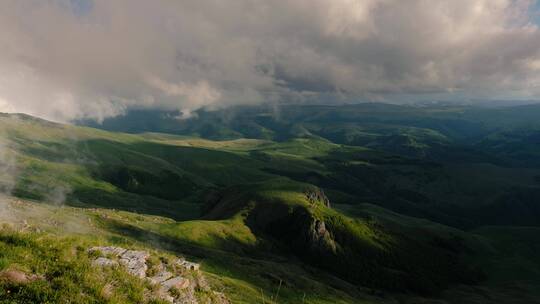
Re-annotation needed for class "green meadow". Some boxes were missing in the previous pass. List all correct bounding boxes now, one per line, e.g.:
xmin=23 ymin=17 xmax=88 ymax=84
xmin=1 ymin=104 xmax=540 ymax=303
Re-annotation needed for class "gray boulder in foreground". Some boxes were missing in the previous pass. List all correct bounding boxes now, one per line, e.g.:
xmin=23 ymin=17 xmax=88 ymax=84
xmin=88 ymin=246 xmax=229 ymax=304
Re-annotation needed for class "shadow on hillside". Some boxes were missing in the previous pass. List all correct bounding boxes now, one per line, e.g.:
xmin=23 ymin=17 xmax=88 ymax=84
xmin=13 ymin=137 xmax=279 ymax=221
xmin=98 ymin=216 xmax=365 ymax=302
xmin=100 ymin=217 xmax=233 ymax=259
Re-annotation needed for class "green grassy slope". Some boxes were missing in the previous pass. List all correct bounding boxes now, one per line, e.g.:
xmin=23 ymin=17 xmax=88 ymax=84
xmin=0 ymin=197 xmax=389 ymax=304
xmin=76 ymin=104 xmax=540 ymax=226
xmin=199 ymin=180 xmax=485 ymax=295
xmin=1 ymin=112 xmax=540 ymax=303
xmin=6 ymin=109 xmax=540 ymax=228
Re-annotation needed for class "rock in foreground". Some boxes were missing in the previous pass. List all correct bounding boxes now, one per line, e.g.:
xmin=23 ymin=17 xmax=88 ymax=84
xmin=89 ymin=246 xmax=229 ymax=304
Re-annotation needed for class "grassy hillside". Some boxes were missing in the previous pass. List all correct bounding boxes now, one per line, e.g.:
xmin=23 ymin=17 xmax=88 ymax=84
xmin=1 ymin=112 xmax=540 ymax=303
xmin=0 ymin=197 xmax=388 ymax=304
xmin=10 ymin=111 xmax=540 ymax=228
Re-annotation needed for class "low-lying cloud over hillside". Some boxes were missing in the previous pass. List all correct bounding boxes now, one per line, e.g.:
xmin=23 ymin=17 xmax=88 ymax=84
xmin=0 ymin=0 xmax=539 ymax=121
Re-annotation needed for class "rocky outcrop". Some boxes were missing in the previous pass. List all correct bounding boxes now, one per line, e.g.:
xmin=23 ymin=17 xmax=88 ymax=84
xmin=88 ymin=246 xmax=229 ymax=304
xmin=308 ymin=219 xmax=337 ymax=254
xmin=93 ymin=257 xmax=119 ymax=267
xmin=89 ymin=247 xmax=149 ymax=278
xmin=304 ymin=188 xmax=331 ymax=208
xmin=175 ymin=258 xmax=201 ymax=271
xmin=119 ymin=250 xmax=150 ymax=278
xmin=147 ymin=270 xmax=173 ymax=285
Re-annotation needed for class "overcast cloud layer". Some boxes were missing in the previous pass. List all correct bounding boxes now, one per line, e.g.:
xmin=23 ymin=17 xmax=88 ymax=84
xmin=0 ymin=0 xmax=539 ymax=121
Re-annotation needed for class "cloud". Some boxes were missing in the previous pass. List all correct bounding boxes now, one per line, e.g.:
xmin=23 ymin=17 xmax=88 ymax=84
xmin=0 ymin=0 xmax=539 ymax=121
xmin=145 ymin=75 xmax=221 ymax=118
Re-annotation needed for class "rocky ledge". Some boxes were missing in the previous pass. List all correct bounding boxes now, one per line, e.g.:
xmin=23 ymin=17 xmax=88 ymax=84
xmin=88 ymin=246 xmax=228 ymax=304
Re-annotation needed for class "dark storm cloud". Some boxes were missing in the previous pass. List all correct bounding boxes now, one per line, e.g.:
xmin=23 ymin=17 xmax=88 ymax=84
xmin=0 ymin=0 xmax=539 ymax=121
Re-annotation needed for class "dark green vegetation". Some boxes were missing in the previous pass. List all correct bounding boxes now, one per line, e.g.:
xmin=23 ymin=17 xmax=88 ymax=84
xmin=1 ymin=103 xmax=540 ymax=303
xmin=82 ymin=103 xmax=540 ymax=228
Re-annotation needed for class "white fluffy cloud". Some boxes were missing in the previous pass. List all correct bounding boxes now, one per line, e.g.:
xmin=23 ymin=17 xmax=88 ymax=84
xmin=0 ymin=0 xmax=539 ymax=121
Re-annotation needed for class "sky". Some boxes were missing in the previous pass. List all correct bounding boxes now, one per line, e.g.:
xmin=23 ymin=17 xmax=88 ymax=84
xmin=0 ymin=0 xmax=539 ymax=121
xmin=536 ymin=1 xmax=540 ymax=23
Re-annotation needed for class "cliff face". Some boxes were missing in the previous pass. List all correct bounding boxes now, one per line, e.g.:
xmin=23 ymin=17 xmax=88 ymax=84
xmin=204 ymin=185 xmax=484 ymax=295
xmin=304 ymin=188 xmax=331 ymax=208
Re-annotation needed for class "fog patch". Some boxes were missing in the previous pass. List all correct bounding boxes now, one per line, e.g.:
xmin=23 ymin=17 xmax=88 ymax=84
xmin=0 ymin=141 xmax=18 ymax=195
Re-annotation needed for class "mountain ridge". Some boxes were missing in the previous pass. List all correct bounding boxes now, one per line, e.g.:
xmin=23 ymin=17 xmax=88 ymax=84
xmin=0 ymin=109 xmax=539 ymax=303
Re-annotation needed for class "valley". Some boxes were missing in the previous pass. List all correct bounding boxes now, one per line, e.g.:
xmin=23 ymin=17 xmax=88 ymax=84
xmin=1 ymin=104 xmax=540 ymax=303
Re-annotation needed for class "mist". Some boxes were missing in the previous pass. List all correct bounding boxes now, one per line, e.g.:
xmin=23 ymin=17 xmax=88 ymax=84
xmin=0 ymin=140 xmax=18 ymax=195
